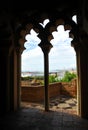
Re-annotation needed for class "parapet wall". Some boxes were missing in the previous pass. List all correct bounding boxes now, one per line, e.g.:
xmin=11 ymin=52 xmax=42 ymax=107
xmin=21 ymin=79 xmax=77 ymax=102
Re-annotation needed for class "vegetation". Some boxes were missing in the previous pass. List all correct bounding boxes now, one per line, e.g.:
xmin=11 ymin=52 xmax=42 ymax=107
xmin=49 ymin=71 xmax=77 ymax=83
xmin=21 ymin=71 xmax=77 ymax=84
xmin=57 ymin=71 xmax=77 ymax=82
xmin=21 ymin=76 xmax=44 ymax=81
xmin=21 ymin=76 xmax=44 ymax=85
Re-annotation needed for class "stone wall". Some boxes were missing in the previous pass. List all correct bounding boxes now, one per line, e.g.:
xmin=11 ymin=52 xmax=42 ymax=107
xmin=61 ymin=79 xmax=77 ymax=97
xmin=21 ymin=79 xmax=77 ymax=102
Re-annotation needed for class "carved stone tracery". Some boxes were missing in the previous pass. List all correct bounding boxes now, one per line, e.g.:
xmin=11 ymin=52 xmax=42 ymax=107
xmin=17 ymin=11 xmax=78 ymax=49
xmin=16 ymin=11 xmax=80 ymax=111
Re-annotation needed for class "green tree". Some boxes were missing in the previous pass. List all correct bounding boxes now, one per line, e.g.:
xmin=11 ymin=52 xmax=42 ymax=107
xmin=49 ymin=75 xmax=57 ymax=83
xmin=60 ymin=71 xmax=77 ymax=82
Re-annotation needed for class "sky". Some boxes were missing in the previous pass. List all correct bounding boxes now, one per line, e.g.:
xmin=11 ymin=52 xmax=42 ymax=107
xmin=21 ymin=16 xmax=77 ymax=72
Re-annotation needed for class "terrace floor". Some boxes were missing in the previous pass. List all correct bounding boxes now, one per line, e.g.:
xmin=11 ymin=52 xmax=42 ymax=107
xmin=0 ymin=95 xmax=88 ymax=130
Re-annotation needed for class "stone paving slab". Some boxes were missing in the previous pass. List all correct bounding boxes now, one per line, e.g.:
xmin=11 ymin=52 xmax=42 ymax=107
xmin=21 ymin=95 xmax=77 ymax=114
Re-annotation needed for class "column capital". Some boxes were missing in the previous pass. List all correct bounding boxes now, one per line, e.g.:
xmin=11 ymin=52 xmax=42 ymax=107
xmin=38 ymin=41 xmax=53 ymax=54
xmin=71 ymin=39 xmax=81 ymax=52
xmin=71 ymin=28 xmax=88 ymax=52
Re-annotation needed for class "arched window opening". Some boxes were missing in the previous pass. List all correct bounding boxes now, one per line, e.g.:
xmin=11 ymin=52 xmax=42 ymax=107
xmin=48 ymin=25 xmax=77 ymax=113
xmin=50 ymin=25 xmax=76 ymax=73
xmin=21 ymin=19 xmax=50 ymax=74
xmin=21 ymin=20 xmax=77 ymax=114
xmin=72 ymin=15 xmax=77 ymax=24
xmin=21 ymin=29 xmax=43 ymax=74
xmin=39 ymin=19 xmax=50 ymax=28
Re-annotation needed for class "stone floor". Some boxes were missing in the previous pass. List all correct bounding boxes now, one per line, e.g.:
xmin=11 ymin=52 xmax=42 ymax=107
xmin=0 ymin=95 xmax=88 ymax=130
xmin=21 ymin=95 xmax=77 ymax=115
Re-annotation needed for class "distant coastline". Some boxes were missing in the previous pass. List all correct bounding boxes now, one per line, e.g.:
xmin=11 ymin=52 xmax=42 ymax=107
xmin=21 ymin=68 xmax=76 ymax=77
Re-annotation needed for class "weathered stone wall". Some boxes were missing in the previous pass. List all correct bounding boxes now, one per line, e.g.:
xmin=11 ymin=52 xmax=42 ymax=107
xmin=21 ymin=79 xmax=77 ymax=102
xmin=61 ymin=79 xmax=77 ymax=97
xmin=21 ymin=86 xmax=44 ymax=102
xmin=21 ymin=83 xmax=62 ymax=102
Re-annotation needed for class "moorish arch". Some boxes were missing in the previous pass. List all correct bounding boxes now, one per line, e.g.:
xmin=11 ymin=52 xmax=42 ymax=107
xmin=0 ymin=3 xmax=88 ymax=119
xmin=17 ymin=11 xmax=82 ymax=113
xmin=1 ymin=0 xmax=88 ymax=120
xmin=1 ymin=8 xmax=88 ymax=119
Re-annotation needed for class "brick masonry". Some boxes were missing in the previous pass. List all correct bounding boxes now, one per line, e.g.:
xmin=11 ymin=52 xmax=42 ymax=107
xmin=21 ymin=79 xmax=77 ymax=102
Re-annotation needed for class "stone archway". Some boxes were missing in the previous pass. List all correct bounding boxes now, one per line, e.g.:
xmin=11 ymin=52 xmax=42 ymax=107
xmin=16 ymin=10 xmax=88 ymax=118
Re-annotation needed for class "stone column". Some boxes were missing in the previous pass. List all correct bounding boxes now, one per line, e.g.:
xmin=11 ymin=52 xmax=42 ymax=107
xmin=79 ymin=47 xmax=88 ymax=118
xmin=16 ymin=45 xmax=25 ymax=108
xmin=72 ymin=39 xmax=88 ymax=119
xmin=16 ymin=47 xmax=21 ymax=108
xmin=38 ymin=41 xmax=53 ymax=111
xmin=71 ymin=40 xmax=80 ymax=116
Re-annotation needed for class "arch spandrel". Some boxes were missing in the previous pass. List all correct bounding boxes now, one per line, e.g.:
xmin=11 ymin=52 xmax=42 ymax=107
xmin=17 ymin=11 xmax=80 ymax=51
xmin=55 ymin=19 xmax=65 ymax=26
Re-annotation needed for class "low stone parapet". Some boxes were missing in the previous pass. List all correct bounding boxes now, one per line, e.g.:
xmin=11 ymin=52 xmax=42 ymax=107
xmin=21 ymin=79 xmax=77 ymax=102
